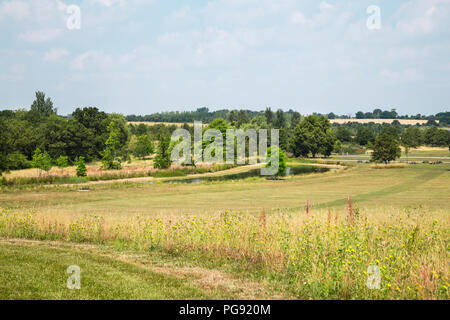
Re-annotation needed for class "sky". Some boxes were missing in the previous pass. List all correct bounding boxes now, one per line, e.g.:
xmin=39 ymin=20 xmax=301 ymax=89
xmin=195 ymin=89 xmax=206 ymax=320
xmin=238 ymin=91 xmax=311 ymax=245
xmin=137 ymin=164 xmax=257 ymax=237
xmin=0 ymin=0 xmax=449 ymax=116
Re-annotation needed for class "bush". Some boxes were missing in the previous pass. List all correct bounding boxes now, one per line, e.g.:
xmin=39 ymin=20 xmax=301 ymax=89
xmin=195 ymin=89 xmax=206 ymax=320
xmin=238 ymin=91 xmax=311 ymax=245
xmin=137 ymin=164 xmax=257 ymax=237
xmin=6 ymin=152 xmax=31 ymax=170
xmin=76 ymin=157 xmax=87 ymax=177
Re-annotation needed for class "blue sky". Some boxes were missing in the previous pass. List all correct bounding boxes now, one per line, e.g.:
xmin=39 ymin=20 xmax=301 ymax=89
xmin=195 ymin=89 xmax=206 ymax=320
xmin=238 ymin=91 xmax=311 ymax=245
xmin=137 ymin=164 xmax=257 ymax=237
xmin=0 ymin=0 xmax=449 ymax=116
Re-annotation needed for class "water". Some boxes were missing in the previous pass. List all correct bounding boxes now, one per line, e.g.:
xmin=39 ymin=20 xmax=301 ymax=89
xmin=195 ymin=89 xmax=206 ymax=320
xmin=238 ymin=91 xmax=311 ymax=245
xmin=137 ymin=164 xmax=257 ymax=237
xmin=162 ymin=166 xmax=330 ymax=184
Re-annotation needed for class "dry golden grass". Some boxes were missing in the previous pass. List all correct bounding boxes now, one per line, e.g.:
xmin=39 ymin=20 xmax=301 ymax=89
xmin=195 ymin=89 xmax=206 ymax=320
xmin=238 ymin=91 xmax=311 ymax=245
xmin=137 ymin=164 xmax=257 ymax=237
xmin=330 ymin=119 xmax=432 ymax=125
xmin=128 ymin=121 xmax=208 ymax=127
xmin=371 ymin=163 xmax=407 ymax=169
xmin=1 ymin=205 xmax=448 ymax=299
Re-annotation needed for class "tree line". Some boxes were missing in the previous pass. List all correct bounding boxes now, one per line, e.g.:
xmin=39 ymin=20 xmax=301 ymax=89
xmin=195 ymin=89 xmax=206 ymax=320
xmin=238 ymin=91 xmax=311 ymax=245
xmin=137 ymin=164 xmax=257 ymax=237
xmin=1 ymin=92 xmax=450 ymax=176
xmin=127 ymin=108 xmax=450 ymax=126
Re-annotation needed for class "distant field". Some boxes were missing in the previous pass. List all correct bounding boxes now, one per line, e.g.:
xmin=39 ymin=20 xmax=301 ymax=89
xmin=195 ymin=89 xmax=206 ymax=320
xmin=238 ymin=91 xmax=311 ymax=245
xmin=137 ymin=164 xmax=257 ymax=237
xmin=129 ymin=121 xmax=186 ymax=127
xmin=330 ymin=118 xmax=437 ymax=125
xmin=128 ymin=121 xmax=208 ymax=127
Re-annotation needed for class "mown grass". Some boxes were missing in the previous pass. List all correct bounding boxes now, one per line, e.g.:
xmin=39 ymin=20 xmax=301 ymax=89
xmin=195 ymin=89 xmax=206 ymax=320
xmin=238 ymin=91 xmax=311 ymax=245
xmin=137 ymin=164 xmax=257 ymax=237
xmin=1 ymin=163 xmax=447 ymax=222
xmin=0 ymin=241 xmax=234 ymax=300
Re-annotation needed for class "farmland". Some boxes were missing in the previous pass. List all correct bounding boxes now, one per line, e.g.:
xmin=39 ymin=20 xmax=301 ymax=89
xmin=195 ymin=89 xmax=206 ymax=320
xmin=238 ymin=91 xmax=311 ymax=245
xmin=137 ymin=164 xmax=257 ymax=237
xmin=0 ymin=157 xmax=449 ymax=300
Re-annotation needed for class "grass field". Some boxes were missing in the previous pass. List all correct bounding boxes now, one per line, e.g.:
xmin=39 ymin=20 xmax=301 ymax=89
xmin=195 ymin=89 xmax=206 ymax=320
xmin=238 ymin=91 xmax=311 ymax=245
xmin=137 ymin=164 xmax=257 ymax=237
xmin=0 ymin=239 xmax=279 ymax=300
xmin=0 ymin=158 xmax=449 ymax=300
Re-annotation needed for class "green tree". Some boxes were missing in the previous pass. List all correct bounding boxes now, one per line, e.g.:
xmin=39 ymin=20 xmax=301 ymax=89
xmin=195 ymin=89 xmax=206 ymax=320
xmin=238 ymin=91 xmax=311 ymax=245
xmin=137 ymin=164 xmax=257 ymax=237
xmin=0 ymin=153 xmax=8 ymax=175
xmin=6 ymin=152 xmax=31 ymax=170
xmin=31 ymin=148 xmax=52 ymax=176
xmin=335 ymin=126 xmax=353 ymax=143
xmin=356 ymin=126 xmax=375 ymax=146
xmin=237 ymin=110 xmax=250 ymax=128
xmin=401 ymin=127 xmax=422 ymax=159
xmin=101 ymin=121 xmax=122 ymax=170
xmin=266 ymin=146 xmax=287 ymax=177
xmin=154 ymin=134 xmax=171 ymax=169
xmin=56 ymin=155 xmax=69 ymax=174
xmin=371 ymin=133 xmax=401 ymax=164
xmin=30 ymin=91 xmax=56 ymax=117
xmin=290 ymin=115 xmax=335 ymax=158
xmin=264 ymin=108 xmax=274 ymax=125
xmin=134 ymin=135 xmax=154 ymax=159
xmin=76 ymin=156 xmax=87 ymax=177
xmin=333 ymin=140 xmax=343 ymax=154
xmin=290 ymin=112 xmax=301 ymax=129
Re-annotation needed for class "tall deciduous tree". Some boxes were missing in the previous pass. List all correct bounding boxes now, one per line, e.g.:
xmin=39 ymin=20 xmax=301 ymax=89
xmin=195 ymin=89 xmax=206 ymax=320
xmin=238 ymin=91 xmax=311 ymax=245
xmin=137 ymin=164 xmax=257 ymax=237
xmin=371 ymin=133 xmax=401 ymax=164
xmin=56 ymin=155 xmax=69 ymax=174
xmin=290 ymin=115 xmax=335 ymax=158
xmin=31 ymin=148 xmax=52 ymax=176
xmin=356 ymin=126 xmax=375 ymax=146
xmin=134 ymin=135 xmax=154 ymax=159
xmin=401 ymin=127 xmax=422 ymax=159
xmin=154 ymin=134 xmax=171 ymax=169
xmin=30 ymin=91 xmax=56 ymax=117
xmin=101 ymin=121 xmax=122 ymax=170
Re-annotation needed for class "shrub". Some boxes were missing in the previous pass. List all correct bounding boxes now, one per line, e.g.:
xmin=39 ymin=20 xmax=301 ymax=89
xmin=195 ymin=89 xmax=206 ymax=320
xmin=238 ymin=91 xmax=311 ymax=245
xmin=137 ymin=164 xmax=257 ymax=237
xmin=76 ymin=157 xmax=87 ymax=177
xmin=6 ymin=152 xmax=31 ymax=170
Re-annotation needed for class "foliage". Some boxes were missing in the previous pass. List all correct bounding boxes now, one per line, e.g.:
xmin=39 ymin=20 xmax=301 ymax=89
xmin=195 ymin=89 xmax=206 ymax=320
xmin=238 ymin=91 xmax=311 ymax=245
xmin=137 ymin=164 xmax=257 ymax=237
xmin=6 ymin=152 xmax=31 ymax=170
xmin=31 ymin=148 xmax=52 ymax=176
xmin=266 ymin=146 xmax=287 ymax=176
xmin=76 ymin=156 xmax=87 ymax=177
xmin=356 ymin=126 xmax=375 ymax=146
xmin=56 ymin=156 xmax=69 ymax=170
xmin=101 ymin=121 xmax=122 ymax=170
xmin=133 ymin=135 xmax=154 ymax=159
xmin=371 ymin=133 xmax=401 ymax=164
xmin=30 ymin=91 xmax=56 ymax=117
xmin=154 ymin=134 xmax=171 ymax=169
xmin=290 ymin=115 xmax=336 ymax=158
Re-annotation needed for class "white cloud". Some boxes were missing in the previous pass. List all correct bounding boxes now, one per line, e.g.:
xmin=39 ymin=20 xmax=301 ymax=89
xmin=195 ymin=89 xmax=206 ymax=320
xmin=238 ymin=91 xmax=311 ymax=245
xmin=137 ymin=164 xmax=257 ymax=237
xmin=319 ymin=1 xmax=334 ymax=11
xmin=290 ymin=11 xmax=308 ymax=25
xmin=170 ymin=5 xmax=192 ymax=21
xmin=43 ymin=48 xmax=69 ymax=62
xmin=380 ymin=68 xmax=419 ymax=82
xmin=88 ymin=0 xmax=154 ymax=7
xmin=71 ymin=51 xmax=114 ymax=70
xmin=19 ymin=28 xmax=63 ymax=42
xmin=0 ymin=0 xmax=30 ymax=20
xmin=395 ymin=0 xmax=450 ymax=35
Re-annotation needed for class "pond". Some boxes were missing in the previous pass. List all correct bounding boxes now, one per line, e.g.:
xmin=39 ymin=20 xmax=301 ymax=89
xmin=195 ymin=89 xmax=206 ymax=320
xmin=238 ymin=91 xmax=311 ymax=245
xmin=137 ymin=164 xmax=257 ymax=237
xmin=159 ymin=165 xmax=330 ymax=184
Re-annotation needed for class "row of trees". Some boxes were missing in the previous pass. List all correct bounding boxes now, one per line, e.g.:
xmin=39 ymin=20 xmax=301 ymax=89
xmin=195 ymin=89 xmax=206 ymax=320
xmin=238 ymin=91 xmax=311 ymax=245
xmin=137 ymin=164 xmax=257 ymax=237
xmin=2 ymin=92 xmax=449 ymax=176
xmin=128 ymin=108 xmax=450 ymax=126
xmin=333 ymin=124 xmax=450 ymax=148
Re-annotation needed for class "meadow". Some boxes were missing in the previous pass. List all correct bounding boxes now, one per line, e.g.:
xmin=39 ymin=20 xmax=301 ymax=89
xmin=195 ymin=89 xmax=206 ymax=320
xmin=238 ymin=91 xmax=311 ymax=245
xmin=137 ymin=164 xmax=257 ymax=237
xmin=0 ymin=155 xmax=449 ymax=300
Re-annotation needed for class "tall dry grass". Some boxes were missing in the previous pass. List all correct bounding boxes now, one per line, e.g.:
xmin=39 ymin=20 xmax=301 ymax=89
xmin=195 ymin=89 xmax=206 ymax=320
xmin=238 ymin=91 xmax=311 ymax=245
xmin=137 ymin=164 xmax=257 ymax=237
xmin=0 ymin=204 xmax=448 ymax=300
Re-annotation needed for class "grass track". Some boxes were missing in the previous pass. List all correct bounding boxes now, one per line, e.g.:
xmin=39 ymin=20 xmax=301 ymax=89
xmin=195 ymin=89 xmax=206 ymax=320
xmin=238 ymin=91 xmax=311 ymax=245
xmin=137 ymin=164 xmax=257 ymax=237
xmin=0 ymin=239 xmax=280 ymax=300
